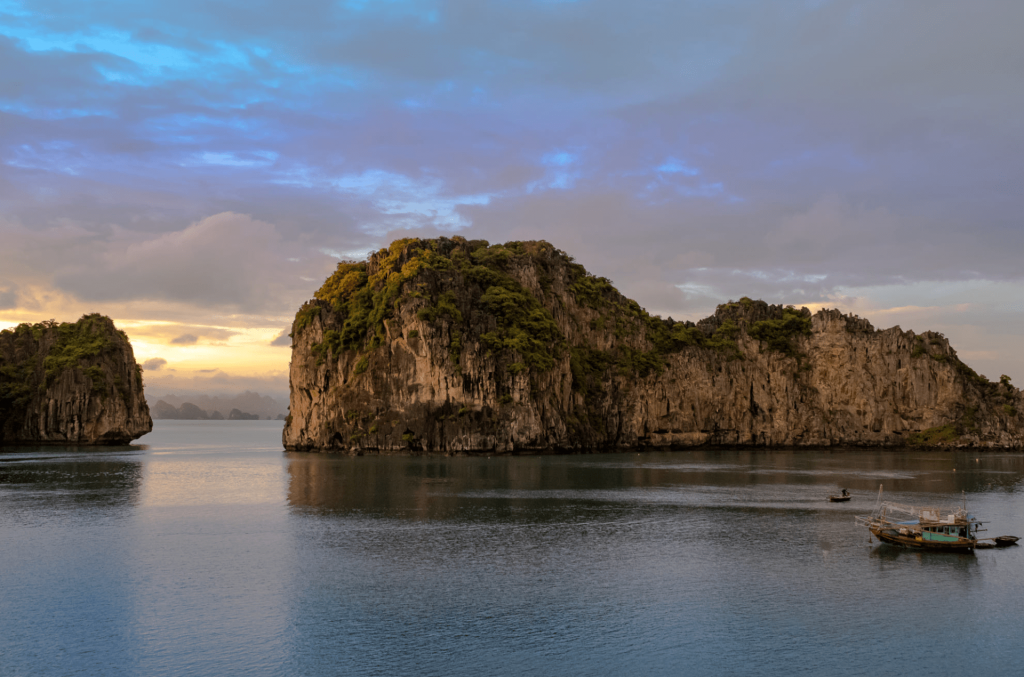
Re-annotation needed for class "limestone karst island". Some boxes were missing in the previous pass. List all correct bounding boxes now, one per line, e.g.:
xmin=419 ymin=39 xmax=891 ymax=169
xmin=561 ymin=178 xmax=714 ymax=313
xmin=284 ymin=237 xmax=1024 ymax=454
xmin=0 ymin=314 xmax=152 ymax=445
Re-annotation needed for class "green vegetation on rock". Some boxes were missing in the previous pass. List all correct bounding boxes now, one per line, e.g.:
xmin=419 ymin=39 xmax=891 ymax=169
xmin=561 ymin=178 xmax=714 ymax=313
xmin=301 ymin=238 xmax=569 ymax=373
xmin=910 ymin=336 xmax=927 ymax=358
xmin=42 ymin=314 xmax=114 ymax=387
xmin=955 ymin=361 xmax=989 ymax=386
xmin=294 ymin=305 xmax=321 ymax=334
xmin=748 ymin=307 xmax=812 ymax=356
xmin=0 ymin=314 xmax=129 ymax=431
xmin=0 ymin=357 xmax=34 ymax=420
xmin=908 ymin=424 xmax=960 ymax=446
xmin=908 ymin=404 xmax=993 ymax=445
xmin=478 ymin=284 xmax=560 ymax=371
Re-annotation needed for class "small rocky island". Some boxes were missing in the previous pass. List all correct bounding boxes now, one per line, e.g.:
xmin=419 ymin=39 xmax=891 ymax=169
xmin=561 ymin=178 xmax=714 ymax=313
xmin=284 ymin=237 xmax=1024 ymax=454
xmin=0 ymin=314 xmax=152 ymax=444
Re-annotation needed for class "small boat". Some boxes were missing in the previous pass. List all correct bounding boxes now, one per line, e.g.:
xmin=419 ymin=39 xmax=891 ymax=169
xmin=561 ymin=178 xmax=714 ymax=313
xmin=828 ymin=489 xmax=852 ymax=502
xmin=856 ymin=486 xmax=983 ymax=551
xmin=975 ymin=535 xmax=1018 ymax=549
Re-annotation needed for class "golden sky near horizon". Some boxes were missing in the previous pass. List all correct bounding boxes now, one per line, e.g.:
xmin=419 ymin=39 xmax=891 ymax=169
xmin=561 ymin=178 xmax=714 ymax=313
xmin=0 ymin=300 xmax=297 ymax=398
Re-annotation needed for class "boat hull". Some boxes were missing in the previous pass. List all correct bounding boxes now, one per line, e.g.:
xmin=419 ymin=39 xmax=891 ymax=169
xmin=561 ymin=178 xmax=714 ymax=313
xmin=871 ymin=526 xmax=976 ymax=551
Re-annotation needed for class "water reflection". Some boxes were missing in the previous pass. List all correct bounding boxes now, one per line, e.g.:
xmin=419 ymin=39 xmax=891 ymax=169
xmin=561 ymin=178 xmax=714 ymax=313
xmin=286 ymin=449 xmax=1024 ymax=520
xmin=3 ymin=430 xmax=1023 ymax=677
xmin=0 ymin=445 xmax=145 ymax=513
xmin=283 ymin=449 xmax=1024 ymax=677
xmin=869 ymin=543 xmax=979 ymax=566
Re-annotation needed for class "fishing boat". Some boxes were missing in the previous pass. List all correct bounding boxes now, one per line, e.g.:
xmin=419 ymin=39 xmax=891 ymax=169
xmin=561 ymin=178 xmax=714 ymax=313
xmin=856 ymin=485 xmax=983 ymax=551
xmin=828 ymin=489 xmax=852 ymax=502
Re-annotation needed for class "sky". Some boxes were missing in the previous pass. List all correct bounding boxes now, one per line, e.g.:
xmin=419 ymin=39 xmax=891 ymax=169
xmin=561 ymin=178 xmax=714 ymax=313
xmin=1 ymin=0 xmax=1022 ymax=401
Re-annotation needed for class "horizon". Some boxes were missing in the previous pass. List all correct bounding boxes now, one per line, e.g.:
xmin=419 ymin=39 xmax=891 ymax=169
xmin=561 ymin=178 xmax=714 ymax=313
xmin=2 ymin=0 xmax=1022 ymax=394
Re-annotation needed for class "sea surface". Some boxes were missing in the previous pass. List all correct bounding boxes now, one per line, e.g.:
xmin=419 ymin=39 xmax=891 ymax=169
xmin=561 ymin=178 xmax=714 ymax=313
xmin=2 ymin=421 xmax=1023 ymax=676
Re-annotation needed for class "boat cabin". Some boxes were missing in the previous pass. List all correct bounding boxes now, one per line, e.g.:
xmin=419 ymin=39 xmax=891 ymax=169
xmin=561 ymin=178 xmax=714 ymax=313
xmin=921 ymin=524 xmax=970 ymax=542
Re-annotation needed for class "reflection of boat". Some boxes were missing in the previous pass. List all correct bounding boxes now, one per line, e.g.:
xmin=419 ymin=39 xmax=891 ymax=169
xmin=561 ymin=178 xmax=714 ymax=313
xmin=828 ymin=489 xmax=851 ymax=502
xmin=857 ymin=485 xmax=982 ymax=551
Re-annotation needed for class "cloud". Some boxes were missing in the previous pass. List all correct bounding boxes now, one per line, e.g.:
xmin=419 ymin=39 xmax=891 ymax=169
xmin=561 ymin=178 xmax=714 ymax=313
xmin=270 ymin=328 xmax=291 ymax=347
xmin=124 ymin=322 xmax=244 ymax=344
xmin=47 ymin=212 xmax=336 ymax=313
xmin=2 ymin=0 xmax=1024 ymax=385
xmin=141 ymin=357 xmax=167 ymax=370
xmin=141 ymin=366 xmax=289 ymax=403
xmin=0 ymin=283 xmax=17 ymax=310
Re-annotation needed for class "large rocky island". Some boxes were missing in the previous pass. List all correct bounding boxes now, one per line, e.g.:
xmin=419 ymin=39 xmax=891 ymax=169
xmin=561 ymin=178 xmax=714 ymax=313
xmin=284 ymin=237 xmax=1024 ymax=454
xmin=0 ymin=314 xmax=152 ymax=444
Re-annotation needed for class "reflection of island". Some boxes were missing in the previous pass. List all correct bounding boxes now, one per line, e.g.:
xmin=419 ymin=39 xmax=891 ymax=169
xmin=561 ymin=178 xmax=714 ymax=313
xmin=286 ymin=450 xmax=1024 ymax=520
xmin=0 ymin=447 xmax=144 ymax=508
xmin=286 ymin=453 xmax=667 ymax=520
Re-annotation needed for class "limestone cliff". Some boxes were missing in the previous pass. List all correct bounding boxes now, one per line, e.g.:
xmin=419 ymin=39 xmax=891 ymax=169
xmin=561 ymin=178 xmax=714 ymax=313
xmin=284 ymin=238 xmax=1024 ymax=453
xmin=0 ymin=314 xmax=153 ymax=444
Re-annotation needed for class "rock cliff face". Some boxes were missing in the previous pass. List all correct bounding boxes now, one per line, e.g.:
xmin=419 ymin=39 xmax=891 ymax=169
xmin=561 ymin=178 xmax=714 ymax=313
xmin=284 ymin=238 xmax=1024 ymax=454
xmin=0 ymin=314 xmax=153 ymax=444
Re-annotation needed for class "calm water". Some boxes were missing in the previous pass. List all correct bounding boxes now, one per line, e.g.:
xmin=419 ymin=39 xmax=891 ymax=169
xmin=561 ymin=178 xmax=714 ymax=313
xmin=2 ymin=421 xmax=1023 ymax=676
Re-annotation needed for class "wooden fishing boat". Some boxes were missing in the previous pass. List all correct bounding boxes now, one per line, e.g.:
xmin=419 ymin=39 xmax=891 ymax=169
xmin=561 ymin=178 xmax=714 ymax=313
xmin=856 ymin=486 xmax=982 ymax=551
xmin=828 ymin=489 xmax=852 ymax=502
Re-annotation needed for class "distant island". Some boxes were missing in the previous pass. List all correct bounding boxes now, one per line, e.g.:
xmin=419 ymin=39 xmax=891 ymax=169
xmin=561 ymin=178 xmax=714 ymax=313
xmin=152 ymin=400 xmax=285 ymax=420
xmin=283 ymin=237 xmax=1023 ymax=454
xmin=0 ymin=314 xmax=152 ymax=444
xmin=150 ymin=391 xmax=287 ymax=420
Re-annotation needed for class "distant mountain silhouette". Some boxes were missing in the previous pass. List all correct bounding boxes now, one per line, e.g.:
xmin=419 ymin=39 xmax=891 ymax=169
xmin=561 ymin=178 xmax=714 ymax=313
xmin=151 ymin=390 xmax=286 ymax=419
xmin=178 ymin=402 xmax=208 ymax=419
xmin=152 ymin=400 xmax=265 ymax=421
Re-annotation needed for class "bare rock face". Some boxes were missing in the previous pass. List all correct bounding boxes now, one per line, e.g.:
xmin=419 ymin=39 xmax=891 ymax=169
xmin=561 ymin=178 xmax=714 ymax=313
xmin=0 ymin=314 xmax=153 ymax=445
xmin=284 ymin=238 xmax=1024 ymax=454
